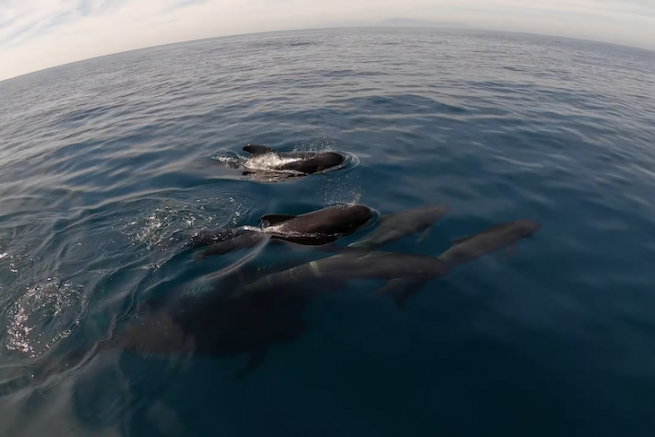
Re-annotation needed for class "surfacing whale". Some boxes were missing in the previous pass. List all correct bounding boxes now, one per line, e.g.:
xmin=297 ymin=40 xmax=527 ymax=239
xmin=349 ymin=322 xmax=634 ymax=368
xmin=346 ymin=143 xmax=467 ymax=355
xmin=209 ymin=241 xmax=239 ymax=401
xmin=241 ymin=144 xmax=347 ymax=175
xmin=192 ymin=204 xmax=374 ymax=259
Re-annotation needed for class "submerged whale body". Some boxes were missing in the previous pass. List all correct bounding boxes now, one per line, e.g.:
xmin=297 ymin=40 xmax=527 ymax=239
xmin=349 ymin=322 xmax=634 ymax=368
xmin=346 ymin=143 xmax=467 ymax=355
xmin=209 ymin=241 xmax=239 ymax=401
xmin=237 ymin=218 xmax=541 ymax=309
xmin=350 ymin=204 xmax=449 ymax=249
xmin=53 ymin=276 xmax=320 ymax=381
xmin=242 ymin=144 xmax=347 ymax=175
xmin=438 ymin=219 xmax=541 ymax=268
xmin=243 ymin=249 xmax=451 ymax=309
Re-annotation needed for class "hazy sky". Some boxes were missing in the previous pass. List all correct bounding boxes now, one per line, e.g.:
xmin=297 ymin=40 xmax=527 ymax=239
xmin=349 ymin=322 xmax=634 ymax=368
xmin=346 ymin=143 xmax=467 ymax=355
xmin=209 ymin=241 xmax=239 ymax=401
xmin=1 ymin=0 xmax=654 ymax=81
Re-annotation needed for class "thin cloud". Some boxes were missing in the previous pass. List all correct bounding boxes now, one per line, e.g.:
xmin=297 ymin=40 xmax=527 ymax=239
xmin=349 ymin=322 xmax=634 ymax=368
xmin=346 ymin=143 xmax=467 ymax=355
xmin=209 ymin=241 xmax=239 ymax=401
xmin=1 ymin=0 xmax=654 ymax=81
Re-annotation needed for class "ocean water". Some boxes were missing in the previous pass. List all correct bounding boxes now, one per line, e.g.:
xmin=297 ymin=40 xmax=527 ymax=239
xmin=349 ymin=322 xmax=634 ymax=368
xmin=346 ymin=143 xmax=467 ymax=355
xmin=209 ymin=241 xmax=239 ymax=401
xmin=1 ymin=27 xmax=655 ymax=436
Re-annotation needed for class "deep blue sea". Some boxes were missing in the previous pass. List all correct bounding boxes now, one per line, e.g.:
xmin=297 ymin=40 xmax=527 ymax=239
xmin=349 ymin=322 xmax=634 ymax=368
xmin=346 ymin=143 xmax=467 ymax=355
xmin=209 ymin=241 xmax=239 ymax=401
xmin=1 ymin=27 xmax=655 ymax=436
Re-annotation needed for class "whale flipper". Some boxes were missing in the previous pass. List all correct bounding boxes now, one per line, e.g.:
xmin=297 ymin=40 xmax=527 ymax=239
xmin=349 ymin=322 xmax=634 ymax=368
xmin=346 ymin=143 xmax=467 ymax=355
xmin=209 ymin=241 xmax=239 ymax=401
xmin=375 ymin=278 xmax=429 ymax=310
xmin=374 ymin=278 xmax=406 ymax=297
xmin=260 ymin=214 xmax=297 ymax=226
xmin=450 ymin=234 xmax=476 ymax=246
xmin=394 ymin=280 xmax=428 ymax=310
xmin=243 ymin=145 xmax=278 ymax=155
xmin=417 ymin=228 xmax=431 ymax=243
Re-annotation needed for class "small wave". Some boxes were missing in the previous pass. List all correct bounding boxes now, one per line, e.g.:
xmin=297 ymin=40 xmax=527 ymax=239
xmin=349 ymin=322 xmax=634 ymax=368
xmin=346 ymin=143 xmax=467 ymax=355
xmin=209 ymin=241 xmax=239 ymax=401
xmin=121 ymin=196 xmax=250 ymax=250
xmin=0 ymin=251 xmax=27 ymax=274
xmin=251 ymin=40 xmax=320 ymax=50
xmin=326 ymin=151 xmax=360 ymax=174
xmin=4 ymin=278 xmax=87 ymax=358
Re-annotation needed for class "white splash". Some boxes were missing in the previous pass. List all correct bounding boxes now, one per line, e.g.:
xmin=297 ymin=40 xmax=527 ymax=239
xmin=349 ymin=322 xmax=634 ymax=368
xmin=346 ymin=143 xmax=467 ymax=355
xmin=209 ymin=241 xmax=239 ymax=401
xmin=242 ymin=153 xmax=304 ymax=174
xmin=6 ymin=278 xmax=87 ymax=358
xmin=323 ymin=171 xmax=362 ymax=207
xmin=122 ymin=196 xmax=251 ymax=250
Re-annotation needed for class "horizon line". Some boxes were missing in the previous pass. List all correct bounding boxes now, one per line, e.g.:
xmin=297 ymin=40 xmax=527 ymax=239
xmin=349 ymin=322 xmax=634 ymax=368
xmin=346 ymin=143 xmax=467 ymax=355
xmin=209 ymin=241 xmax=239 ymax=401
xmin=1 ymin=24 xmax=653 ymax=85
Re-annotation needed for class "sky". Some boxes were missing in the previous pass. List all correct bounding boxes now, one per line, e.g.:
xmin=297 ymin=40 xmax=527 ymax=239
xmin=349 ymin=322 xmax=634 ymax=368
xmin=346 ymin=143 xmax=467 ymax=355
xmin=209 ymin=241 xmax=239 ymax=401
xmin=1 ymin=0 xmax=655 ymax=81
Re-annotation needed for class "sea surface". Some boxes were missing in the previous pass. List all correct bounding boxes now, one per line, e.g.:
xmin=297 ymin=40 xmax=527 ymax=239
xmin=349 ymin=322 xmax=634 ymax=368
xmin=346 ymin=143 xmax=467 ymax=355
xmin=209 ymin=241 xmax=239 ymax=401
xmin=1 ymin=27 xmax=655 ymax=437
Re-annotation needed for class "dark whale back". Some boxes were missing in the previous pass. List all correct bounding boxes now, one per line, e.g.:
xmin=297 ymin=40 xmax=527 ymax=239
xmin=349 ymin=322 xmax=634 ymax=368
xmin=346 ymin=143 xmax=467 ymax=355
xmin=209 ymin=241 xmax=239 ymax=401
xmin=261 ymin=205 xmax=373 ymax=244
xmin=242 ymin=145 xmax=346 ymax=174
xmin=277 ymin=152 xmax=345 ymax=173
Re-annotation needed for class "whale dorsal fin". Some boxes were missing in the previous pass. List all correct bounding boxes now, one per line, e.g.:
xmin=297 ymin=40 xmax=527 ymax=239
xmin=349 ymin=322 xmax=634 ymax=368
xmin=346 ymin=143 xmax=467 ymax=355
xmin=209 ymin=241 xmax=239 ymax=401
xmin=450 ymin=234 xmax=476 ymax=246
xmin=259 ymin=213 xmax=297 ymax=226
xmin=244 ymin=144 xmax=278 ymax=155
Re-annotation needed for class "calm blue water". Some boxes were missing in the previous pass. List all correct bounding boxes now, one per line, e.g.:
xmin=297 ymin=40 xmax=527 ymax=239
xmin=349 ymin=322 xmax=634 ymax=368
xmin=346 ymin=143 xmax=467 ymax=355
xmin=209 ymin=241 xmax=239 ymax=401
xmin=1 ymin=27 xmax=655 ymax=436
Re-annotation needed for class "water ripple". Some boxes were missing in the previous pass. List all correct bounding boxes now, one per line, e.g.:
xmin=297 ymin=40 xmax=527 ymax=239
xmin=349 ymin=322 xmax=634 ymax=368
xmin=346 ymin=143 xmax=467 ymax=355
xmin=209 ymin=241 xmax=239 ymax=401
xmin=0 ymin=27 xmax=654 ymax=436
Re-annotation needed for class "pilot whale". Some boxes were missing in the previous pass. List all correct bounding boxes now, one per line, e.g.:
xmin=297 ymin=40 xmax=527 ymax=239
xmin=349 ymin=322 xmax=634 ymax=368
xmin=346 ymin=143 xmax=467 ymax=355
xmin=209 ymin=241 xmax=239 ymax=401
xmin=241 ymin=249 xmax=451 ymax=309
xmin=438 ymin=219 xmax=541 ymax=268
xmin=242 ymin=144 xmax=346 ymax=175
xmin=258 ymin=204 xmax=374 ymax=245
xmin=192 ymin=204 xmax=374 ymax=259
xmin=238 ymin=219 xmax=540 ymax=309
xmin=32 ymin=275 xmax=322 ymax=383
xmin=121 ymin=285 xmax=313 ymax=378
xmin=349 ymin=204 xmax=449 ymax=249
